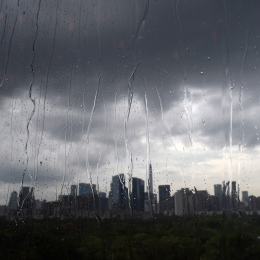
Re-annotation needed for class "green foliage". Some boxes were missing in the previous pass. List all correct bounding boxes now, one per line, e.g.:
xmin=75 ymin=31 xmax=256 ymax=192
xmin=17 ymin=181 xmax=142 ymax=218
xmin=0 ymin=215 xmax=260 ymax=259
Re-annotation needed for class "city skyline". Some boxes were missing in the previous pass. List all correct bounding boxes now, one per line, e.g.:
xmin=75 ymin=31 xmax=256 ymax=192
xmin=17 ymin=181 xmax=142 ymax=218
xmin=0 ymin=0 xmax=260 ymax=204
xmin=6 ymin=175 xmax=254 ymax=207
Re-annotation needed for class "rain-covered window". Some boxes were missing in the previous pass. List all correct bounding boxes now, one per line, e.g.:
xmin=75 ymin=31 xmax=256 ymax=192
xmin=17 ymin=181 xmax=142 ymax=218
xmin=1 ymin=0 xmax=260 ymax=258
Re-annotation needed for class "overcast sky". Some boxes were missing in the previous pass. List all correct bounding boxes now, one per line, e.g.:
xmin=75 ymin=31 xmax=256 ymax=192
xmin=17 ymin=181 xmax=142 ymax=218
xmin=0 ymin=0 xmax=260 ymax=204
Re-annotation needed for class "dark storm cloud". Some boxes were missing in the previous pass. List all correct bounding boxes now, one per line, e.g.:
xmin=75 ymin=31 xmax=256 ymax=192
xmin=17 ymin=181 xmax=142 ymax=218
xmin=1 ymin=0 xmax=259 ymax=102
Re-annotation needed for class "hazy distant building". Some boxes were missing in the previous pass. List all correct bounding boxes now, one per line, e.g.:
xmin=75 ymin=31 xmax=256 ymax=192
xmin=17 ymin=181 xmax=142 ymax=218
xmin=70 ymin=185 xmax=77 ymax=197
xmin=249 ymin=196 xmax=257 ymax=212
xmin=242 ymin=191 xmax=249 ymax=204
xmin=195 ymin=190 xmax=208 ymax=212
xmin=146 ymin=163 xmax=154 ymax=214
xmin=98 ymin=192 xmax=108 ymax=212
xmin=8 ymin=191 xmax=18 ymax=210
xmin=222 ymin=181 xmax=230 ymax=210
xmin=144 ymin=192 xmax=157 ymax=214
xmin=0 ymin=206 xmax=7 ymax=217
xmin=158 ymin=185 xmax=170 ymax=212
xmin=112 ymin=174 xmax=128 ymax=210
xmin=160 ymin=196 xmax=175 ymax=214
xmin=231 ymin=181 xmax=237 ymax=209
xmin=132 ymin=177 xmax=144 ymax=212
xmin=99 ymin=197 xmax=108 ymax=212
xmin=214 ymin=184 xmax=222 ymax=205
xmin=208 ymin=195 xmax=220 ymax=212
xmin=108 ymin=190 xmax=113 ymax=210
xmin=152 ymin=194 xmax=158 ymax=214
xmin=19 ymin=187 xmax=34 ymax=210
xmin=78 ymin=183 xmax=96 ymax=196
xmin=175 ymin=189 xmax=189 ymax=216
xmin=148 ymin=163 xmax=153 ymax=195
xmin=99 ymin=192 xmax=106 ymax=198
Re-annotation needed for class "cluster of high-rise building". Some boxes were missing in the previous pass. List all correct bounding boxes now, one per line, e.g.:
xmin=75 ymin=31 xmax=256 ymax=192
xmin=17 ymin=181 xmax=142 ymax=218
xmin=1 ymin=166 xmax=260 ymax=219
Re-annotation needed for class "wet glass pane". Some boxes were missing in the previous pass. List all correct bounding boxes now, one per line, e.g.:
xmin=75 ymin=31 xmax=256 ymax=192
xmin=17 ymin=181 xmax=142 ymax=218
xmin=1 ymin=0 xmax=260 ymax=258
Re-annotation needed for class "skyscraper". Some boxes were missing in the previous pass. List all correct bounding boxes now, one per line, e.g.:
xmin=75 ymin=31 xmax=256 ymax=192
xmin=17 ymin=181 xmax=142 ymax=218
xmin=148 ymin=163 xmax=153 ymax=195
xmin=175 ymin=189 xmax=188 ymax=216
xmin=214 ymin=184 xmax=222 ymax=205
xmin=70 ymin=185 xmax=77 ymax=197
xmin=8 ymin=191 xmax=18 ymax=210
xmin=78 ymin=183 xmax=96 ymax=195
xmin=132 ymin=177 xmax=145 ymax=211
xmin=231 ymin=181 xmax=237 ymax=209
xmin=158 ymin=185 xmax=170 ymax=212
xmin=19 ymin=187 xmax=34 ymax=210
xmin=174 ymin=188 xmax=195 ymax=215
xmin=112 ymin=174 xmax=128 ymax=210
xmin=242 ymin=191 xmax=249 ymax=203
xmin=232 ymin=181 xmax=236 ymax=193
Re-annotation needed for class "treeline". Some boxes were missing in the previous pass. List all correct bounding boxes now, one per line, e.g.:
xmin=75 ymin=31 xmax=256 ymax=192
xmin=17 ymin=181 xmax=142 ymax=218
xmin=0 ymin=214 xmax=260 ymax=259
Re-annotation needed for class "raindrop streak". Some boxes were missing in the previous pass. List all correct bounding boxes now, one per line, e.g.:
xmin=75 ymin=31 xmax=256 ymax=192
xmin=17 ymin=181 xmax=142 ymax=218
xmin=0 ymin=1 xmax=19 ymax=88
xmin=133 ymin=0 xmax=149 ymax=48
xmin=60 ymin=65 xmax=73 ymax=197
xmin=144 ymin=88 xmax=153 ymax=215
xmin=172 ymin=0 xmax=197 ymax=187
xmin=123 ymin=62 xmax=140 ymax=215
xmin=38 ymin=0 xmax=59 ymax=156
xmin=0 ymin=13 xmax=7 ymax=44
xmin=61 ymin=2 xmax=82 ymax=196
xmin=20 ymin=0 xmax=42 ymax=211
xmin=238 ymin=0 xmax=253 ymax=202
xmin=155 ymin=84 xmax=186 ymax=185
xmin=96 ymin=89 xmax=107 ymax=194
xmin=84 ymin=76 xmax=101 ymax=209
xmin=114 ymin=92 xmax=119 ymax=174
xmin=223 ymin=0 xmax=233 ymax=198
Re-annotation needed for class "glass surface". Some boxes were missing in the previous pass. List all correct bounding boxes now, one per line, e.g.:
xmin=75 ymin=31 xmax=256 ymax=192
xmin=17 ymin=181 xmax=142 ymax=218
xmin=0 ymin=0 xmax=260 ymax=258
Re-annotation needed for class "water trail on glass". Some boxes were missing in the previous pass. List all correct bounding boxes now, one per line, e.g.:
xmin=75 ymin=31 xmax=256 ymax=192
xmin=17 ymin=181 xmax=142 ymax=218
xmin=60 ymin=66 xmax=73 ymax=196
xmin=84 ymin=77 xmax=100 ymax=208
xmin=172 ymin=0 xmax=196 ymax=187
xmin=237 ymin=1 xmax=252 ymax=203
xmin=114 ymin=92 xmax=119 ymax=174
xmin=0 ymin=0 xmax=19 ymax=88
xmin=61 ymin=0 xmax=82 ymax=196
xmin=222 ymin=0 xmax=233 ymax=202
xmin=133 ymin=0 xmax=149 ymax=48
xmin=38 ymin=0 xmax=59 ymax=161
xmin=96 ymin=89 xmax=107 ymax=194
xmin=155 ymin=84 xmax=186 ymax=184
xmin=6 ymin=99 xmax=14 ymax=208
xmin=0 ymin=13 xmax=7 ymax=45
xmin=20 ymin=0 xmax=41 ymax=213
xmin=124 ymin=62 xmax=140 ymax=214
xmin=144 ymin=85 xmax=153 ymax=215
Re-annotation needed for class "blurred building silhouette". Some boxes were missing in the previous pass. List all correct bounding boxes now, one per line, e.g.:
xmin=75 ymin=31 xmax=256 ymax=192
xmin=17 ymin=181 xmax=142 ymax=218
xmin=132 ymin=177 xmax=145 ymax=212
xmin=8 ymin=191 xmax=18 ymax=210
xmin=174 ymin=188 xmax=190 ymax=216
xmin=158 ymin=185 xmax=170 ymax=213
xmin=79 ymin=183 xmax=96 ymax=195
xmin=214 ymin=184 xmax=222 ymax=206
xmin=70 ymin=185 xmax=77 ymax=197
xmin=242 ymin=191 xmax=249 ymax=204
xmin=19 ymin=187 xmax=35 ymax=212
xmin=112 ymin=174 xmax=128 ymax=210
xmin=195 ymin=190 xmax=208 ymax=213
